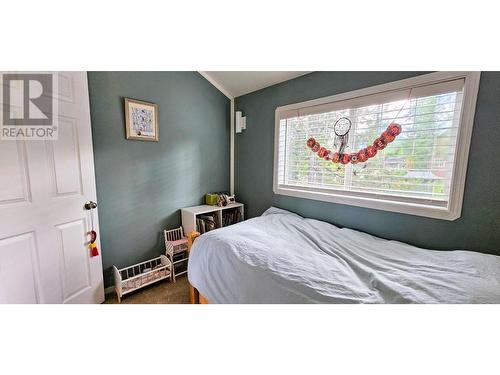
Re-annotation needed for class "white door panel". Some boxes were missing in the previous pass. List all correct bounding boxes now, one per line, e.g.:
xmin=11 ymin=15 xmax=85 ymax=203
xmin=0 ymin=232 xmax=41 ymax=304
xmin=57 ymin=219 xmax=91 ymax=301
xmin=46 ymin=116 xmax=83 ymax=196
xmin=0 ymin=72 xmax=104 ymax=304
xmin=0 ymin=141 xmax=31 ymax=205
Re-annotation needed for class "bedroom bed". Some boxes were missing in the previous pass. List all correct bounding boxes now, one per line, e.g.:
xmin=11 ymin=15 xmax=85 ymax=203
xmin=187 ymin=207 xmax=500 ymax=303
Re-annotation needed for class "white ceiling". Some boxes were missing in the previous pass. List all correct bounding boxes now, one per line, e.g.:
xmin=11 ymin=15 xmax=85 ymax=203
xmin=200 ymin=71 xmax=312 ymax=98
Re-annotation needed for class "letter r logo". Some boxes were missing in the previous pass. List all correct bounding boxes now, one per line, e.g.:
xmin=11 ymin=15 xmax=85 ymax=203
xmin=2 ymin=73 xmax=53 ymax=126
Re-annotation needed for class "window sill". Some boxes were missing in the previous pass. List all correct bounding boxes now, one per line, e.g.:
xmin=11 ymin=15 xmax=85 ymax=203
xmin=273 ymin=185 xmax=460 ymax=221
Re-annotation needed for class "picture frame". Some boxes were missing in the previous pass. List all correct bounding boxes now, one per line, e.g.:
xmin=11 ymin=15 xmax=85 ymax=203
xmin=124 ymin=98 xmax=159 ymax=141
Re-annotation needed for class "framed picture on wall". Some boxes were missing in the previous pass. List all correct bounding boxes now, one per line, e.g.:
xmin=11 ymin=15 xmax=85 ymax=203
xmin=124 ymin=98 xmax=159 ymax=141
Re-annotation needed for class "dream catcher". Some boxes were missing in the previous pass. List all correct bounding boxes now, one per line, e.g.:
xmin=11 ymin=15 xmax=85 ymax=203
xmin=306 ymin=92 xmax=410 ymax=166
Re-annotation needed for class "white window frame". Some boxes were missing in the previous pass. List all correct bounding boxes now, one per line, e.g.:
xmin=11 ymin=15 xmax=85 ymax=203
xmin=273 ymin=72 xmax=481 ymax=221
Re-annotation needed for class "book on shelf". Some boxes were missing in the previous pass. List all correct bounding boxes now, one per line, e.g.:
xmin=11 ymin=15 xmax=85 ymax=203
xmin=196 ymin=213 xmax=218 ymax=234
xmin=222 ymin=208 xmax=242 ymax=227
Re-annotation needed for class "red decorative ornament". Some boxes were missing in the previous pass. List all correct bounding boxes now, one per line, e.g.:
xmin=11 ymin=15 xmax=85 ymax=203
xmin=306 ymin=122 xmax=401 ymax=165
xmin=374 ymin=137 xmax=387 ymax=150
xmin=366 ymin=145 xmax=377 ymax=158
xmin=317 ymin=147 xmax=328 ymax=158
xmin=87 ymin=205 xmax=99 ymax=258
xmin=382 ymin=131 xmax=395 ymax=143
xmin=388 ymin=123 xmax=402 ymax=136
xmin=340 ymin=153 xmax=351 ymax=164
xmin=89 ymin=230 xmax=99 ymax=257
xmin=358 ymin=149 xmax=368 ymax=162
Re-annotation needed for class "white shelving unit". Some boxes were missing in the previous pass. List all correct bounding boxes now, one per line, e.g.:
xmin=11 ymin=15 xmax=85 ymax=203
xmin=181 ymin=203 xmax=244 ymax=234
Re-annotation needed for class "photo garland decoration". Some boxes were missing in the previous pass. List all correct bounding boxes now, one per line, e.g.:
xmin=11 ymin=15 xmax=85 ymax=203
xmin=305 ymin=88 xmax=411 ymax=166
xmin=306 ymin=121 xmax=402 ymax=165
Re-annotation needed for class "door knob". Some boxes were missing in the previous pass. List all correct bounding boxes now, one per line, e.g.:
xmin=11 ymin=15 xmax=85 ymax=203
xmin=84 ymin=201 xmax=97 ymax=210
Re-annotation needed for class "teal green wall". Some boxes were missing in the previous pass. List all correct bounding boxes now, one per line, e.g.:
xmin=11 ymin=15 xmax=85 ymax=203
xmin=235 ymin=72 xmax=500 ymax=255
xmin=88 ymin=72 xmax=230 ymax=286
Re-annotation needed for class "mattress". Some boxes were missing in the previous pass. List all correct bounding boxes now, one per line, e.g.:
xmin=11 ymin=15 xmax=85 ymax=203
xmin=187 ymin=207 xmax=500 ymax=303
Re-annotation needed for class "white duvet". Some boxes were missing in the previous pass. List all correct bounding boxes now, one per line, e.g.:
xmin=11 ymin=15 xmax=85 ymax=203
xmin=188 ymin=207 xmax=500 ymax=303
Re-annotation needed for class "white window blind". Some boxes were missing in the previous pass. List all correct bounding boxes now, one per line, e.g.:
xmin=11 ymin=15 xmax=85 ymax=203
xmin=273 ymin=72 xmax=481 ymax=220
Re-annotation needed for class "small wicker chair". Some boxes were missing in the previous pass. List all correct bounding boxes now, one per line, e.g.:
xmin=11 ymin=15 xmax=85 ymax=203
xmin=164 ymin=226 xmax=189 ymax=282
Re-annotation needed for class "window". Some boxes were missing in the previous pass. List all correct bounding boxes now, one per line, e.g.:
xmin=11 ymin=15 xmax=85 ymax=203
xmin=273 ymin=72 xmax=481 ymax=220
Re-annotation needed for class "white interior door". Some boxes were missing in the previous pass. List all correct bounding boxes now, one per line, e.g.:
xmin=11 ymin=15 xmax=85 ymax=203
xmin=0 ymin=72 xmax=104 ymax=304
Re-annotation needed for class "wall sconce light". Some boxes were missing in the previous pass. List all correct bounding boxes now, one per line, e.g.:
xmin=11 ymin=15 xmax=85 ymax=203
xmin=235 ymin=111 xmax=246 ymax=133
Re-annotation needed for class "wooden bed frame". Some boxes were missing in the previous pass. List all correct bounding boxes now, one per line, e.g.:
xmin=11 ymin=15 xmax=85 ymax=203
xmin=187 ymin=231 xmax=210 ymax=304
